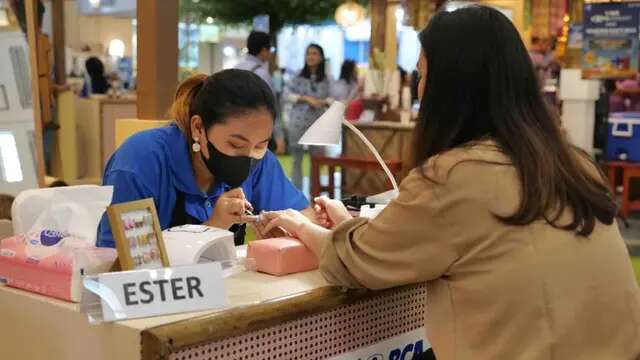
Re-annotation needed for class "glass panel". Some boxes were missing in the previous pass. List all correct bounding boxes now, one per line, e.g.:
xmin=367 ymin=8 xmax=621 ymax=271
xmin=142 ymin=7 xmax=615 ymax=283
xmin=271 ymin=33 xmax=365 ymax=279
xmin=0 ymin=131 xmax=24 ymax=183
xmin=9 ymin=45 xmax=32 ymax=109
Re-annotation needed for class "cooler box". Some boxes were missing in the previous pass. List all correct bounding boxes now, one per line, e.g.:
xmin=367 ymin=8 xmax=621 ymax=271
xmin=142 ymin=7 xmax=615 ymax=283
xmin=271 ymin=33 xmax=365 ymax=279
xmin=607 ymin=112 xmax=640 ymax=161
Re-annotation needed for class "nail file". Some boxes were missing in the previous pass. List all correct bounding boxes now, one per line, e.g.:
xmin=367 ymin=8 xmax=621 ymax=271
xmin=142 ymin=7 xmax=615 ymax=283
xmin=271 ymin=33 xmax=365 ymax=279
xmin=244 ymin=209 xmax=262 ymax=223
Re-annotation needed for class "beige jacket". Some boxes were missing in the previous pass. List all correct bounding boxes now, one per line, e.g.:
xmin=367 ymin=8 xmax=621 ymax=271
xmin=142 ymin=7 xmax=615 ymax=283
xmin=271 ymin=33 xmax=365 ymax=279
xmin=320 ymin=142 xmax=640 ymax=359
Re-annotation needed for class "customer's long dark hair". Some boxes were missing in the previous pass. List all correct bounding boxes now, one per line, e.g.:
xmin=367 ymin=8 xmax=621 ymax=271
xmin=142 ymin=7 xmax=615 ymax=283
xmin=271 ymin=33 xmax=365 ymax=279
xmin=414 ymin=6 xmax=616 ymax=236
xmin=300 ymin=44 xmax=326 ymax=83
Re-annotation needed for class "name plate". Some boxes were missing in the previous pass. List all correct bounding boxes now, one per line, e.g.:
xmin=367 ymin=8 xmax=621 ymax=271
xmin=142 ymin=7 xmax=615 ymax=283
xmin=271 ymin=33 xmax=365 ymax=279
xmin=86 ymin=262 xmax=227 ymax=322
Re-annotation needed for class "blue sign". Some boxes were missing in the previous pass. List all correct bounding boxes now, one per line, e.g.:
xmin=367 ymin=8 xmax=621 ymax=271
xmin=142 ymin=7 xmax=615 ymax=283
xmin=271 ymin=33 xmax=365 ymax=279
xmin=330 ymin=328 xmax=428 ymax=360
xmin=388 ymin=340 xmax=425 ymax=360
xmin=569 ymin=24 xmax=584 ymax=49
xmin=253 ymin=15 xmax=270 ymax=33
xmin=584 ymin=3 xmax=640 ymax=37
xmin=582 ymin=2 xmax=640 ymax=79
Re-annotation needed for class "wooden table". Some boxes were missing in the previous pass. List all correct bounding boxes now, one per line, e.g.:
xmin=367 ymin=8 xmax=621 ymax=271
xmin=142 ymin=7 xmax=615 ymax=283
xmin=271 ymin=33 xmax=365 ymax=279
xmin=0 ymin=251 xmax=430 ymax=360
xmin=75 ymin=95 xmax=136 ymax=182
xmin=342 ymin=121 xmax=415 ymax=196
xmin=310 ymin=155 xmax=403 ymax=198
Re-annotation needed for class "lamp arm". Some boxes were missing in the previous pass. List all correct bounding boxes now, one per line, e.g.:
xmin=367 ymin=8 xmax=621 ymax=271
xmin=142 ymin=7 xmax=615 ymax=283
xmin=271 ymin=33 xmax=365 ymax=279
xmin=342 ymin=119 xmax=399 ymax=193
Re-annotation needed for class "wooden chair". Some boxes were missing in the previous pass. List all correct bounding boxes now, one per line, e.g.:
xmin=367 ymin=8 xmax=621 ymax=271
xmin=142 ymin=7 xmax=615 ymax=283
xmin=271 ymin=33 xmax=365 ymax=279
xmin=607 ymin=161 xmax=640 ymax=219
xmin=310 ymin=155 xmax=402 ymax=198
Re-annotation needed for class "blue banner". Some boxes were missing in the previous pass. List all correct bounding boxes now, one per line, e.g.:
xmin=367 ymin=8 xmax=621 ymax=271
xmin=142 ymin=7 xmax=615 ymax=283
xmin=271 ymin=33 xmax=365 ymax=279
xmin=582 ymin=2 xmax=640 ymax=79
xmin=253 ymin=15 xmax=270 ymax=33
xmin=584 ymin=3 xmax=640 ymax=37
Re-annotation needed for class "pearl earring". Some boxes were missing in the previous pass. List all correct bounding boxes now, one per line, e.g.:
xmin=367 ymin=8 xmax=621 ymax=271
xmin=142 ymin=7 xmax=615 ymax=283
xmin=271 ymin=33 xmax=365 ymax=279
xmin=192 ymin=139 xmax=201 ymax=153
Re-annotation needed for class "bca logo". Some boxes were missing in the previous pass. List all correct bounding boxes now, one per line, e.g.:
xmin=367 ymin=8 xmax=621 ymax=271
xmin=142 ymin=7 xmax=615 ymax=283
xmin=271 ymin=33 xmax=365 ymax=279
xmin=389 ymin=340 xmax=425 ymax=360
xmin=363 ymin=340 xmax=425 ymax=360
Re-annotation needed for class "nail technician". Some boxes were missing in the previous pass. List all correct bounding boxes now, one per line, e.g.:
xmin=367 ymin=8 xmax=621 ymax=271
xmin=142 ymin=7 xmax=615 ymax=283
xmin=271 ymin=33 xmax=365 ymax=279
xmin=97 ymin=70 xmax=312 ymax=248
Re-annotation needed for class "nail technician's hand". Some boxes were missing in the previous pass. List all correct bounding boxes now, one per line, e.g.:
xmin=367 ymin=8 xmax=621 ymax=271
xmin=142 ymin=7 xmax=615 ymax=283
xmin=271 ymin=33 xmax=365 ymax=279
xmin=205 ymin=188 xmax=253 ymax=230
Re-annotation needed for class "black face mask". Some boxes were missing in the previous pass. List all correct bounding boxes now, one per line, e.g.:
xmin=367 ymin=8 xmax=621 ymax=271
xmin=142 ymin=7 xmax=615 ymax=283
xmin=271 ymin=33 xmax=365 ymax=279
xmin=200 ymin=139 xmax=259 ymax=188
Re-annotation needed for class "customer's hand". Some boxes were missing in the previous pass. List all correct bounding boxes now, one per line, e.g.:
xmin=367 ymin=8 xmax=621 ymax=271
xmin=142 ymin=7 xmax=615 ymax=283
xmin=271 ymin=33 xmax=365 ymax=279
xmin=313 ymin=196 xmax=352 ymax=229
xmin=251 ymin=212 xmax=289 ymax=239
xmin=205 ymin=188 xmax=253 ymax=230
xmin=261 ymin=209 xmax=313 ymax=239
xmin=261 ymin=209 xmax=331 ymax=257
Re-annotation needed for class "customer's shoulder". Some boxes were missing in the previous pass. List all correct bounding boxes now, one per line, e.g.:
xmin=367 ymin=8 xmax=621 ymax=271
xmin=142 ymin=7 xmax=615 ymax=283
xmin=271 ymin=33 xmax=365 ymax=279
xmin=400 ymin=140 xmax=517 ymax=211
xmin=419 ymin=140 xmax=512 ymax=183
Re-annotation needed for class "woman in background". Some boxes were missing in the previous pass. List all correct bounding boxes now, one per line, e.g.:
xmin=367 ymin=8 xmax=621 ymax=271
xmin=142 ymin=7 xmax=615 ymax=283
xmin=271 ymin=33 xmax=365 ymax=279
xmin=81 ymin=57 xmax=109 ymax=97
xmin=331 ymin=59 xmax=359 ymax=103
xmin=285 ymin=44 xmax=333 ymax=190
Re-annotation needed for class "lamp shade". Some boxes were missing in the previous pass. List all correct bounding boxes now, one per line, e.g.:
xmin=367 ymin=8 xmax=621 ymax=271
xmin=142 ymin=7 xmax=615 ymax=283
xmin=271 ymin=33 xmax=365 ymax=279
xmin=335 ymin=1 xmax=366 ymax=28
xmin=298 ymin=102 xmax=346 ymax=146
xmin=108 ymin=38 xmax=125 ymax=58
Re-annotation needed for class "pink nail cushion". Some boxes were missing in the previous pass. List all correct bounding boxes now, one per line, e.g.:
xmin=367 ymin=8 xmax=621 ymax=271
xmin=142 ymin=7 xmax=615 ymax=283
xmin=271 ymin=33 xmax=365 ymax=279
xmin=246 ymin=237 xmax=319 ymax=276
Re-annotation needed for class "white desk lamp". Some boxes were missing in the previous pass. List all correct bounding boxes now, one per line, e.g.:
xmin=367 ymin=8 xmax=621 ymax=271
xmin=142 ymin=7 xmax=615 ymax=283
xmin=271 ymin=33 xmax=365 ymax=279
xmin=298 ymin=101 xmax=399 ymax=204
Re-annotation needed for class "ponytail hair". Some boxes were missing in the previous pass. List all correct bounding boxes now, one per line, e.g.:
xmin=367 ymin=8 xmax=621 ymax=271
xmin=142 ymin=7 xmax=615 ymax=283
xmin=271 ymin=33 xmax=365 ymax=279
xmin=169 ymin=70 xmax=276 ymax=146
xmin=170 ymin=73 xmax=208 ymax=146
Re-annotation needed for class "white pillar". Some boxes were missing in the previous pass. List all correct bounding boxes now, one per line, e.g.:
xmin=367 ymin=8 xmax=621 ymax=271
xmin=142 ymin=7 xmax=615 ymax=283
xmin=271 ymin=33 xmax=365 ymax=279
xmin=559 ymin=69 xmax=600 ymax=154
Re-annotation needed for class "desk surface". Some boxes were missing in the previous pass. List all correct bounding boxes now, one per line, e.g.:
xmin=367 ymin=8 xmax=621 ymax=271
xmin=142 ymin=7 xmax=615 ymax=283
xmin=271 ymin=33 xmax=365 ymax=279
xmin=0 ymin=266 xmax=328 ymax=331
xmin=353 ymin=120 xmax=416 ymax=130
xmin=0 ymin=264 xmax=329 ymax=360
xmin=125 ymin=268 xmax=328 ymax=330
xmin=88 ymin=94 xmax=137 ymax=104
xmin=0 ymin=255 xmax=428 ymax=360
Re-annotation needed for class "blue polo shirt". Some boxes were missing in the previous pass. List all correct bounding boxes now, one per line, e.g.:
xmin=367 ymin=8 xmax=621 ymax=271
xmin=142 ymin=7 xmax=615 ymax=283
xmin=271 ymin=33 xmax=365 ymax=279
xmin=96 ymin=124 xmax=308 ymax=248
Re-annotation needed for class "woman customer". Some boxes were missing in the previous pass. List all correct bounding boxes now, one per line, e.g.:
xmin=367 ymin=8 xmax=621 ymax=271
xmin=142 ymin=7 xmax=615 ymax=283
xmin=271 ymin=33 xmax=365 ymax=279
xmin=97 ymin=70 xmax=313 ymax=247
xmin=263 ymin=6 xmax=640 ymax=359
xmin=285 ymin=44 xmax=333 ymax=190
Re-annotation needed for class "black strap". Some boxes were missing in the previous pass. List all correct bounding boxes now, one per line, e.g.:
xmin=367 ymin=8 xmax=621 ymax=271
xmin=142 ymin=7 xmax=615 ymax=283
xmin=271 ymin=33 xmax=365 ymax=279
xmin=170 ymin=191 xmax=199 ymax=227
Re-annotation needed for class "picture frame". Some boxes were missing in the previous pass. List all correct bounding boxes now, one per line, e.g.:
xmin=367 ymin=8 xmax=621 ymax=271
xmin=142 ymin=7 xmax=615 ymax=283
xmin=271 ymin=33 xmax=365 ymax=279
xmin=106 ymin=198 xmax=170 ymax=271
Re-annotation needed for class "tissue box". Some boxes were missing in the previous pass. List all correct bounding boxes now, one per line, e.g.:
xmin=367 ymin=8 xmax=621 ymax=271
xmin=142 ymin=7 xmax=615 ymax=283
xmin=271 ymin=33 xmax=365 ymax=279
xmin=246 ymin=237 xmax=318 ymax=276
xmin=0 ymin=232 xmax=117 ymax=302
